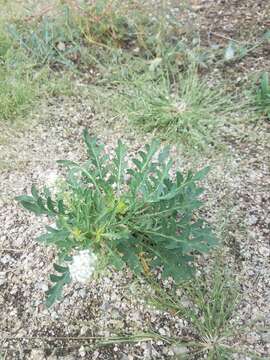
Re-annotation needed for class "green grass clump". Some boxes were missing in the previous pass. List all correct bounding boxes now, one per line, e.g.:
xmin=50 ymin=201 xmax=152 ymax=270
xmin=0 ymin=25 xmax=33 ymax=121
xmin=7 ymin=7 xmax=82 ymax=69
xmin=0 ymin=25 xmax=12 ymax=57
xmin=0 ymin=0 xmax=198 ymax=124
xmin=152 ymin=271 xmax=238 ymax=358
xmin=114 ymin=66 xmax=232 ymax=150
xmin=0 ymin=71 xmax=36 ymax=121
xmin=149 ymin=263 xmax=264 ymax=359
xmin=0 ymin=37 xmax=38 ymax=121
xmin=90 ymin=260 xmax=265 ymax=358
xmin=0 ymin=9 xmax=78 ymax=121
xmin=0 ymin=42 xmax=72 ymax=121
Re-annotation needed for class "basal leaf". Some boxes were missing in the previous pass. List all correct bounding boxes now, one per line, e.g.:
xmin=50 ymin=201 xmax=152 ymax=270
xmin=37 ymin=228 xmax=70 ymax=247
xmin=46 ymin=265 xmax=71 ymax=307
xmin=47 ymin=196 xmax=56 ymax=213
xmin=193 ymin=166 xmax=211 ymax=181
xmin=15 ymin=195 xmax=35 ymax=203
xmin=31 ymin=185 xmax=39 ymax=199
xmin=53 ymin=263 xmax=69 ymax=273
xmin=19 ymin=200 xmax=45 ymax=215
xmin=57 ymin=199 xmax=65 ymax=214
xmin=113 ymin=139 xmax=127 ymax=194
xmin=50 ymin=274 xmax=62 ymax=282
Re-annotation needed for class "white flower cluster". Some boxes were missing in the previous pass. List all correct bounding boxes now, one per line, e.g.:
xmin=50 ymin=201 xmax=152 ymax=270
xmin=69 ymin=250 xmax=97 ymax=283
xmin=45 ymin=169 xmax=59 ymax=189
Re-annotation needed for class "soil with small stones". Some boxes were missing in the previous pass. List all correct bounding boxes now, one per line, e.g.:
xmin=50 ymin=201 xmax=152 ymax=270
xmin=1 ymin=94 xmax=269 ymax=359
xmin=0 ymin=99 xmax=195 ymax=360
xmin=199 ymin=0 xmax=270 ymax=76
xmin=172 ymin=0 xmax=270 ymax=76
xmin=1 ymin=0 xmax=270 ymax=359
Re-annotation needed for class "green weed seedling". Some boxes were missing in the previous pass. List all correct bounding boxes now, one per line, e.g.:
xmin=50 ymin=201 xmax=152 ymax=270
xmin=16 ymin=130 xmax=216 ymax=307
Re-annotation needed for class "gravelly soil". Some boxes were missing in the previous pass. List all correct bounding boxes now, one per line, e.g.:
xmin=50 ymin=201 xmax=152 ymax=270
xmin=1 ymin=0 xmax=270 ymax=359
xmin=0 ymin=98 xmax=188 ymax=360
xmin=0 ymin=94 xmax=270 ymax=359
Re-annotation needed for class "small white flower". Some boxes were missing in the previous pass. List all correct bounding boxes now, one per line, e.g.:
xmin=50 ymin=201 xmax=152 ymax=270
xmin=69 ymin=250 xmax=97 ymax=283
xmin=45 ymin=169 xmax=59 ymax=189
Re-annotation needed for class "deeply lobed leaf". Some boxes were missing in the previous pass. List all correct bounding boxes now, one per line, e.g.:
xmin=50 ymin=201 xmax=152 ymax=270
xmin=16 ymin=130 xmax=217 ymax=306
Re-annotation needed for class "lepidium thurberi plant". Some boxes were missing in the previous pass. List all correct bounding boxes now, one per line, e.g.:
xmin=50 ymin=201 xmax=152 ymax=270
xmin=16 ymin=129 xmax=216 ymax=307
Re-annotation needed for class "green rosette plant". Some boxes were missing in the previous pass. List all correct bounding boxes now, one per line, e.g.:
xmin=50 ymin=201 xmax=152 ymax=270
xmin=16 ymin=129 xmax=216 ymax=307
